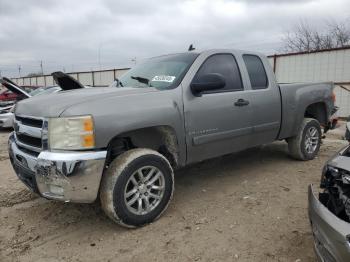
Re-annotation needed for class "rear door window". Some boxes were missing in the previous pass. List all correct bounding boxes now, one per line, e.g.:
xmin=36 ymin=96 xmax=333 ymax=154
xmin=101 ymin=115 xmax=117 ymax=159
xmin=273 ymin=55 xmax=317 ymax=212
xmin=243 ymin=55 xmax=268 ymax=90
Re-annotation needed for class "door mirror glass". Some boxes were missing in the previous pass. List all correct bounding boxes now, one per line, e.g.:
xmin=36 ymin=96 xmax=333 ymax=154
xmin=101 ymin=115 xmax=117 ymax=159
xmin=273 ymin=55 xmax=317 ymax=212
xmin=190 ymin=73 xmax=226 ymax=96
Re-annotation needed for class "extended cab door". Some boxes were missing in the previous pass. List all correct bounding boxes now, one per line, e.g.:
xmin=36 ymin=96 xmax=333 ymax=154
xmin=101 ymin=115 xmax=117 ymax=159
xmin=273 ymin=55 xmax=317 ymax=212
xmin=240 ymin=54 xmax=281 ymax=146
xmin=182 ymin=52 xmax=254 ymax=164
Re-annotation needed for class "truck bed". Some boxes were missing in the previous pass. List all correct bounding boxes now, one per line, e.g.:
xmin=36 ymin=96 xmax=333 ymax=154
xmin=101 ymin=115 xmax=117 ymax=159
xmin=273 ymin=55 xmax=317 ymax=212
xmin=278 ymin=82 xmax=334 ymax=140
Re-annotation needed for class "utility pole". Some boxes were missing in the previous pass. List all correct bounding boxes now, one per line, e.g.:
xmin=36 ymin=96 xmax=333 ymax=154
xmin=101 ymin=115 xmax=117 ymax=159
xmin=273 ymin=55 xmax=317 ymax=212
xmin=0 ymin=70 xmax=2 ymax=77
xmin=98 ymin=44 xmax=102 ymax=71
xmin=18 ymin=65 xmax=21 ymax=77
xmin=98 ymin=43 xmax=104 ymax=84
xmin=40 ymin=60 xmax=44 ymax=75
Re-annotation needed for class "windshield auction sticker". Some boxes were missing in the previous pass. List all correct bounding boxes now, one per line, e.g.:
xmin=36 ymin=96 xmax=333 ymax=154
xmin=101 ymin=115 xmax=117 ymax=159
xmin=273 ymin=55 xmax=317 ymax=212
xmin=152 ymin=75 xmax=176 ymax=83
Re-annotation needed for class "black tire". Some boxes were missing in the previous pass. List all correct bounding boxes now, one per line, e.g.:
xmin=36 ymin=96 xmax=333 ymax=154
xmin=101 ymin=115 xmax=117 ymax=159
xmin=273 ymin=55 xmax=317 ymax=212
xmin=100 ymin=148 xmax=174 ymax=228
xmin=287 ymin=118 xmax=321 ymax=161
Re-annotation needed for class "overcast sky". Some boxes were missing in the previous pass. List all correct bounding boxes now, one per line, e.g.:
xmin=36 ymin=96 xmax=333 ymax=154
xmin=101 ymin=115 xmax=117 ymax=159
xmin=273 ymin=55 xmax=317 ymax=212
xmin=0 ymin=0 xmax=349 ymax=77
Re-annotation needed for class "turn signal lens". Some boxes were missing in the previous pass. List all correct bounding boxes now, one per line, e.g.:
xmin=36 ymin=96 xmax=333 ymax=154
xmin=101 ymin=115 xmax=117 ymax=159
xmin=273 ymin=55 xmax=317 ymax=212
xmin=83 ymin=134 xmax=95 ymax=148
xmin=83 ymin=118 xmax=94 ymax=132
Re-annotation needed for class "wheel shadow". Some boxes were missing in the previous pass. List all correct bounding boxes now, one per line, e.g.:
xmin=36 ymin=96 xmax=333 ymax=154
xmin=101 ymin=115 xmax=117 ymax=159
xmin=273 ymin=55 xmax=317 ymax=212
xmin=175 ymin=142 xmax=290 ymax=185
xmin=0 ymin=127 xmax=12 ymax=133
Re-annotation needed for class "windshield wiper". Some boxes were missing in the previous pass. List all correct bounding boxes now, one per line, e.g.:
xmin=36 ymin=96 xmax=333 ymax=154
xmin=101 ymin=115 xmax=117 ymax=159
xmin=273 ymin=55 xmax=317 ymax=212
xmin=131 ymin=76 xmax=152 ymax=86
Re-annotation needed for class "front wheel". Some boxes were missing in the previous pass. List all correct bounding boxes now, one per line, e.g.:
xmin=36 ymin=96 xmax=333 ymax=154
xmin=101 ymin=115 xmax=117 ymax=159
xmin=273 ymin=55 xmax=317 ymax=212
xmin=100 ymin=149 xmax=174 ymax=228
xmin=287 ymin=118 xmax=321 ymax=161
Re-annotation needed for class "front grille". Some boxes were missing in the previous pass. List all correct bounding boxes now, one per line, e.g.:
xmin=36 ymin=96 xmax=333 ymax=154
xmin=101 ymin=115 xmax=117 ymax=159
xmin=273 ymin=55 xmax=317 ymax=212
xmin=14 ymin=115 xmax=43 ymax=154
xmin=15 ymin=116 xmax=43 ymax=128
xmin=17 ymin=144 xmax=40 ymax=157
xmin=16 ymin=133 xmax=42 ymax=148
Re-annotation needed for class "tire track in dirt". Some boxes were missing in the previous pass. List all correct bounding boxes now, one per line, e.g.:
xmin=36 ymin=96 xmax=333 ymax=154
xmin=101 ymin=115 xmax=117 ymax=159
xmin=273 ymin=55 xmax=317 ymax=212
xmin=0 ymin=189 xmax=38 ymax=207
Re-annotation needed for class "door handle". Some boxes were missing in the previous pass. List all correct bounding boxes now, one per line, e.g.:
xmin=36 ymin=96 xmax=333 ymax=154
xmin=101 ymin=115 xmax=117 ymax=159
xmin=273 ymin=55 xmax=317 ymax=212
xmin=234 ymin=99 xmax=249 ymax=107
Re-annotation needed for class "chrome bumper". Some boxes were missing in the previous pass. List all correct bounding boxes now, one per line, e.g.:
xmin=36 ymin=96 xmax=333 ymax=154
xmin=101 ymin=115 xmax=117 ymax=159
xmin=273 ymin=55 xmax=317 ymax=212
xmin=8 ymin=133 xmax=107 ymax=203
xmin=308 ymin=185 xmax=350 ymax=262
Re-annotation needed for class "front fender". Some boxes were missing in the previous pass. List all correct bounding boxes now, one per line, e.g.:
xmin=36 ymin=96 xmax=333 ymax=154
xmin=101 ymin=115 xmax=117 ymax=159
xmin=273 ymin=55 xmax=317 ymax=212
xmin=61 ymin=88 xmax=186 ymax=164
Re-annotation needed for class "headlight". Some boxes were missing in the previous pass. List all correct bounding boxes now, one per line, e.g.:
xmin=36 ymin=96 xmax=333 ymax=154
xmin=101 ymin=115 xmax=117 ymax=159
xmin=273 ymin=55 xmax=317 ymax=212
xmin=48 ymin=115 xmax=95 ymax=150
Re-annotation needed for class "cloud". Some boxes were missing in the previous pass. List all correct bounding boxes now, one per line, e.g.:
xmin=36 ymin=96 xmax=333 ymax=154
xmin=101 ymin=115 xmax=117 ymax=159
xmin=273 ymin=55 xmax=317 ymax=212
xmin=0 ymin=0 xmax=348 ymax=77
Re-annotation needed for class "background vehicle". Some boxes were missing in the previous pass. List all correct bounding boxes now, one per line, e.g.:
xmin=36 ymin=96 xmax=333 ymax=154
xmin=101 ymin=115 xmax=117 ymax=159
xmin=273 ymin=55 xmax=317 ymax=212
xmin=9 ymin=49 xmax=335 ymax=227
xmin=0 ymin=81 xmax=38 ymax=106
xmin=0 ymin=89 xmax=17 ymax=102
xmin=29 ymin=86 xmax=61 ymax=96
xmin=0 ymin=104 xmax=15 ymax=128
xmin=0 ymin=74 xmax=85 ymax=128
xmin=308 ymin=122 xmax=350 ymax=262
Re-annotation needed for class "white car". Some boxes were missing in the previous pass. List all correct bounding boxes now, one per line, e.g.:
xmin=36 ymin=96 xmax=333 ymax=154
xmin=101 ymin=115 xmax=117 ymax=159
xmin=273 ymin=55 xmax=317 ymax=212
xmin=0 ymin=104 xmax=15 ymax=128
xmin=0 ymin=72 xmax=87 ymax=128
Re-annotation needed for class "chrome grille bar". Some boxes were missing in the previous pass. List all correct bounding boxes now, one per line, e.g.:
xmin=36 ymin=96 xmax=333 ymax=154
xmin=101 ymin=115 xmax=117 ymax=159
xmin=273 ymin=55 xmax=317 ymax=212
xmin=14 ymin=133 xmax=42 ymax=153
xmin=14 ymin=120 xmax=42 ymax=138
xmin=14 ymin=114 xmax=44 ymax=154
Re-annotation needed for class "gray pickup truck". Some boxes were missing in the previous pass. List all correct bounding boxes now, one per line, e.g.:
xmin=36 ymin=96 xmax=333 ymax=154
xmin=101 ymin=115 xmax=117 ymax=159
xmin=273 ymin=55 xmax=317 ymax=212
xmin=8 ymin=49 xmax=335 ymax=227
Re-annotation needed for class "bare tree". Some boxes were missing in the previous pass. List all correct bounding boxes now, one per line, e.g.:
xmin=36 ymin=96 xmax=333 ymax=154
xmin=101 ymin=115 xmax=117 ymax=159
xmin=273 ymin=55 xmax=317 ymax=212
xmin=282 ymin=19 xmax=350 ymax=52
xmin=328 ymin=20 xmax=350 ymax=47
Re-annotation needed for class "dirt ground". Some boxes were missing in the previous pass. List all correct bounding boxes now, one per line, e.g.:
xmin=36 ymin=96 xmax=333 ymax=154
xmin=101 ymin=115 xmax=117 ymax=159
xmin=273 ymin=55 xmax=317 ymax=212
xmin=0 ymin=125 xmax=348 ymax=262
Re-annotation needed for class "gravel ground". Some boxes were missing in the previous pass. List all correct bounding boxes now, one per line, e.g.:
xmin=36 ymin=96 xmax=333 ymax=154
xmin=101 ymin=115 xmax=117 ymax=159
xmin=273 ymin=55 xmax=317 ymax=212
xmin=0 ymin=125 xmax=348 ymax=262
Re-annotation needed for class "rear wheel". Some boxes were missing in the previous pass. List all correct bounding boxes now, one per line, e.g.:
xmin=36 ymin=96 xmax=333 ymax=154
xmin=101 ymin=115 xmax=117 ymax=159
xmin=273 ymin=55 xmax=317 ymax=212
xmin=287 ymin=118 xmax=321 ymax=161
xmin=100 ymin=148 xmax=174 ymax=228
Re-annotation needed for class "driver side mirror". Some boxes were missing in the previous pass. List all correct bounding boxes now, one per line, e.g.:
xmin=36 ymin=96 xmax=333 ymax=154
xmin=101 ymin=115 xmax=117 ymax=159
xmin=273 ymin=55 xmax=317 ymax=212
xmin=190 ymin=73 xmax=226 ymax=96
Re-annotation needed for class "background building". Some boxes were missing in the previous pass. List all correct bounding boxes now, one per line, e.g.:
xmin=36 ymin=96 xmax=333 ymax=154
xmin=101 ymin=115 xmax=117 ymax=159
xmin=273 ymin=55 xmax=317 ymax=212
xmin=268 ymin=47 xmax=350 ymax=117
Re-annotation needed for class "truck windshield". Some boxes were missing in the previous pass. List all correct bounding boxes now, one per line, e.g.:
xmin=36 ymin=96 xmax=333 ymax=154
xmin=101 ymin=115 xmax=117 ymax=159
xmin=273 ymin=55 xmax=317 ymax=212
xmin=110 ymin=53 xmax=199 ymax=89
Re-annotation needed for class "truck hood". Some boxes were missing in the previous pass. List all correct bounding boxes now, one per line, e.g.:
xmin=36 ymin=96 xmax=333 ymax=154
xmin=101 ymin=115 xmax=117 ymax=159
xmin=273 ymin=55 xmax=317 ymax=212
xmin=15 ymin=87 xmax=158 ymax=117
xmin=52 ymin=71 xmax=85 ymax=90
xmin=0 ymin=77 xmax=31 ymax=98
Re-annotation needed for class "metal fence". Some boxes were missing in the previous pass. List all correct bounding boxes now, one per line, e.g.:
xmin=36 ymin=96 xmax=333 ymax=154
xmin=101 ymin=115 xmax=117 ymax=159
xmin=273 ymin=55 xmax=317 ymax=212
xmin=268 ymin=46 xmax=350 ymax=117
xmin=11 ymin=68 xmax=130 ymax=87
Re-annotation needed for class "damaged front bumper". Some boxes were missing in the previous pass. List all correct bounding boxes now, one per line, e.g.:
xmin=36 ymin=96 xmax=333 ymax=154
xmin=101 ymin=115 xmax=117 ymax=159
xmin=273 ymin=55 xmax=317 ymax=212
xmin=8 ymin=133 xmax=107 ymax=203
xmin=308 ymin=184 xmax=350 ymax=262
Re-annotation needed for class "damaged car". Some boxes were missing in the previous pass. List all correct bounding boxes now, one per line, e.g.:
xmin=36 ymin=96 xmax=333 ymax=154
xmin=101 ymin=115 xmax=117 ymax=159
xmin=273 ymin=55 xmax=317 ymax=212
xmin=9 ymin=49 xmax=336 ymax=228
xmin=0 ymin=78 xmax=33 ymax=128
xmin=309 ymin=122 xmax=350 ymax=262
xmin=0 ymin=73 xmax=86 ymax=128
